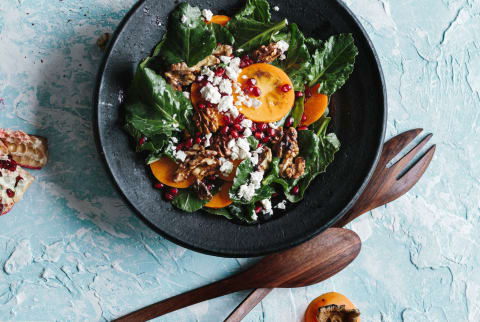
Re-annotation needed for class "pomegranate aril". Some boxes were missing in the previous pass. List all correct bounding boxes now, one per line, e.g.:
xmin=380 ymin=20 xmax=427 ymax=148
xmin=215 ymin=67 xmax=225 ymax=76
xmin=255 ymin=205 xmax=262 ymax=214
xmin=295 ymin=91 xmax=304 ymax=98
xmin=254 ymin=131 xmax=264 ymax=140
xmin=252 ymin=86 xmax=261 ymax=97
xmin=200 ymin=79 xmax=209 ymax=87
xmin=198 ymin=103 xmax=206 ymax=110
xmin=230 ymin=130 xmax=239 ymax=138
xmin=291 ymin=185 xmax=299 ymax=195
xmin=169 ymin=187 xmax=179 ymax=197
xmin=297 ymin=126 xmax=308 ymax=131
xmin=176 ymin=142 xmax=185 ymax=151
xmin=258 ymin=123 xmax=268 ymax=131
xmin=262 ymin=136 xmax=270 ymax=143
xmin=195 ymin=137 xmax=202 ymax=144
xmin=185 ymin=138 xmax=194 ymax=148
xmin=246 ymin=78 xmax=256 ymax=86
xmin=15 ymin=176 xmax=23 ymax=187
xmin=280 ymin=84 xmax=292 ymax=92
xmin=285 ymin=117 xmax=294 ymax=128
xmin=233 ymin=123 xmax=243 ymax=131
xmin=165 ymin=193 xmax=174 ymax=201
xmin=207 ymin=184 xmax=213 ymax=191
xmin=235 ymin=114 xmax=245 ymax=123
xmin=267 ymin=128 xmax=276 ymax=137
xmin=305 ymin=87 xmax=312 ymax=98
xmin=207 ymin=102 xmax=213 ymax=108
xmin=6 ymin=189 xmax=15 ymax=198
xmin=301 ymin=113 xmax=307 ymax=123
xmin=223 ymin=115 xmax=232 ymax=125
xmin=272 ymin=192 xmax=280 ymax=197
xmin=8 ymin=162 xmax=17 ymax=172
xmin=257 ymin=143 xmax=262 ymax=148
xmin=154 ymin=183 xmax=164 ymax=189
xmin=138 ymin=137 xmax=146 ymax=146
xmin=251 ymin=123 xmax=257 ymax=131
xmin=221 ymin=126 xmax=229 ymax=135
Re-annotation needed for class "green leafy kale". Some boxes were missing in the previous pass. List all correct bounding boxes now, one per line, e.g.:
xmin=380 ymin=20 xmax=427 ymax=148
xmin=208 ymin=23 xmax=235 ymax=45
xmin=158 ymin=3 xmax=217 ymax=67
xmin=172 ymin=189 xmax=208 ymax=212
xmin=226 ymin=0 xmax=287 ymax=53
xmin=291 ymin=97 xmax=305 ymax=127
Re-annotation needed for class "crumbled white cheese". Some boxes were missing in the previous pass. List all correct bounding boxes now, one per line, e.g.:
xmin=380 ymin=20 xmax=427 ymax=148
xmin=181 ymin=15 xmax=188 ymax=24
xmin=204 ymin=133 xmax=212 ymax=147
xmin=175 ymin=150 xmax=187 ymax=162
xmin=228 ymin=139 xmax=236 ymax=149
xmin=201 ymin=67 xmax=215 ymax=80
xmin=220 ymin=160 xmax=234 ymax=175
xmin=237 ymin=48 xmax=244 ymax=53
xmin=220 ymin=55 xmax=232 ymax=64
xmin=213 ymin=76 xmax=223 ymax=86
xmin=219 ymin=79 xmax=233 ymax=95
xmin=226 ymin=57 xmax=242 ymax=80
xmin=269 ymin=122 xmax=278 ymax=128
xmin=251 ymin=212 xmax=258 ymax=221
xmin=183 ymin=91 xmax=190 ymax=99
xmin=261 ymin=199 xmax=273 ymax=215
xmin=279 ymin=54 xmax=286 ymax=60
xmin=200 ymin=83 xmax=221 ymax=104
xmin=202 ymin=9 xmax=213 ymax=21
xmin=241 ymin=119 xmax=253 ymax=129
xmin=249 ymin=152 xmax=259 ymax=165
xmin=236 ymin=137 xmax=250 ymax=152
xmin=277 ymin=40 xmax=289 ymax=53
xmin=238 ymin=183 xmax=256 ymax=201
xmin=243 ymin=128 xmax=252 ymax=137
xmin=218 ymin=95 xmax=235 ymax=115
xmin=241 ymin=75 xmax=248 ymax=80
xmin=273 ymin=5 xmax=280 ymax=11
xmin=250 ymin=170 xmax=264 ymax=189
xmin=276 ymin=200 xmax=287 ymax=210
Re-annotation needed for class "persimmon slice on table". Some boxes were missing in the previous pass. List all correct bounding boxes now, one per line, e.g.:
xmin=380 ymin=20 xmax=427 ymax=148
xmin=150 ymin=156 xmax=194 ymax=188
xmin=236 ymin=63 xmax=295 ymax=123
xmin=205 ymin=181 xmax=233 ymax=208
xmin=303 ymin=84 xmax=329 ymax=126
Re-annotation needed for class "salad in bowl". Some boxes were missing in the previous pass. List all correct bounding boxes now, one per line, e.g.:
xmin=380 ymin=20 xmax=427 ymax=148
xmin=124 ymin=0 xmax=358 ymax=223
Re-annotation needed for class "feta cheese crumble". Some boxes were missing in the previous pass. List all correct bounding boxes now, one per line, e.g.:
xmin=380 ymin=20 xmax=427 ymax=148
xmin=220 ymin=160 xmax=234 ymax=175
xmin=219 ymin=79 xmax=233 ymax=95
xmin=277 ymin=40 xmax=289 ymax=53
xmin=202 ymin=9 xmax=213 ymax=21
xmin=183 ymin=91 xmax=190 ymax=99
xmin=204 ymin=133 xmax=212 ymax=147
xmin=175 ymin=150 xmax=187 ymax=162
xmin=261 ymin=199 xmax=273 ymax=215
xmin=200 ymin=83 xmax=221 ymax=104
xmin=276 ymin=200 xmax=287 ymax=210
xmin=181 ymin=15 xmax=188 ymax=24
xmin=273 ymin=5 xmax=280 ymax=11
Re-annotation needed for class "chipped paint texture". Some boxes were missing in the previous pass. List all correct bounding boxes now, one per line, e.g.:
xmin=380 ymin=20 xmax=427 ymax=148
xmin=0 ymin=0 xmax=479 ymax=321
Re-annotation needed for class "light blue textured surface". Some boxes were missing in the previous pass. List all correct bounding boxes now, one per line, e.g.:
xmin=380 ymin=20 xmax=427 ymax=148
xmin=1 ymin=0 xmax=479 ymax=321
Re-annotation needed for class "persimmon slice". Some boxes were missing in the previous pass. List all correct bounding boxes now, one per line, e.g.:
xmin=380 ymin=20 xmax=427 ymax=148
xmin=206 ymin=15 xmax=231 ymax=26
xmin=303 ymin=84 xmax=329 ymax=126
xmin=205 ymin=181 xmax=233 ymax=208
xmin=190 ymin=82 xmax=224 ymax=126
xmin=236 ymin=63 xmax=295 ymax=122
xmin=150 ymin=156 xmax=194 ymax=188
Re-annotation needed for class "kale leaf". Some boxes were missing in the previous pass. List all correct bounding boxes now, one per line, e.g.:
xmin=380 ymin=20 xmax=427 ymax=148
xmin=172 ymin=189 xmax=208 ymax=212
xmin=230 ymin=159 xmax=275 ymax=204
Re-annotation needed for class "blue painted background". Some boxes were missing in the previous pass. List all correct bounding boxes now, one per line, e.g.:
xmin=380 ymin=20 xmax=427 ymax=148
xmin=1 ymin=0 xmax=479 ymax=320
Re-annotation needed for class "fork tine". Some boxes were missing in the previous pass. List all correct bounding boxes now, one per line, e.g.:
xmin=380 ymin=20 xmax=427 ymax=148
xmin=397 ymin=145 xmax=436 ymax=189
xmin=391 ymin=133 xmax=433 ymax=172
xmin=380 ymin=129 xmax=423 ymax=166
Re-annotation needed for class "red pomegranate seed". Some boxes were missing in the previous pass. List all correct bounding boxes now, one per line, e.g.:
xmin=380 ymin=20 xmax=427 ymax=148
xmin=195 ymin=137 xmax=202 ymax=144
xmin=165 ymin=193 xmax=174 ymax=201
xmin=223 ymin=115 xmax=232 ymax=125
xmin=257 ymin=143 xmax=262 ymax=148
xmin=154 ymin=183 xmax=164 ymax=189
xmin=285 ymin=117 xmax=294 ymax=128
xmin=6 ymin=189 xmax=14 ymax=198
xmin=8 ymin=162 xmax=17 ymax=172
xmin=272 ymin=192 xmax=280 ymax=197
xmin=176 ymin=142 xmax=185 ymax=151
xmin=235 ymin=114 xmax=245 ymax=123
xmin=251 ymin=122 xmax=257 ymax=131
xmin=295 ymin=91 xmax=304 ymax=98
xmin=258 ymin=123 xmax=268 ymax=131
xmin=243 ymin=86 xmax=252 ymax=95
xmin=138 ymin=137 xmax=146 ymax=146
xmin=262 ymin=136 xmax=270 ymax=143
xmin=198 ymin=103 xmax=206 ymax=109
xmin=207 ymin=102 xmax=213 ymax=108
xmin=291 ymin=185 xmax=299 ymax=195
xmin=280 ymin=84 xmax=292 ymax=92
xmin=185 ymin=138 xmax=194 ymax=148
xmin=297 ymin=126 xmax=308 ymax=131
xmin=305 ymin=87 xmax=312 ymax=98
xmin=246 ymin=78 xmax=256 ymax=86
xmin=200 ymin=79 xmax=209 ymax=87
xmin=234 ymin=123 xmax=243 ymax=131
xmin=254 ymin=131 xmax=264 ymax=140
xmin=221 ymin=126 xmax=229 ymax=135
xmin=215 ymin=67 xmax=225 ymax=76
xmin=267 ymin=128 xmax=276 ymax=137
xmin=252 ymin=86 xmax=261 ymax=97
xmin=207 ymin=184 xmax=213 ymax=191
xmin=255 ymin=205 xmax=262 ymax=214
xmin=230 ymin=130 xmax=239 ymax=138
xmin=169 ymin=187 xmax=179 ymax=196
xmin=301 ymin=113 xmax=307 ymax=123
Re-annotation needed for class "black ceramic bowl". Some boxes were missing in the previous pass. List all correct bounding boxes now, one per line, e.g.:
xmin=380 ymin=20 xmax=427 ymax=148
xmin=94 ymin=0 xmax=386 ymax=257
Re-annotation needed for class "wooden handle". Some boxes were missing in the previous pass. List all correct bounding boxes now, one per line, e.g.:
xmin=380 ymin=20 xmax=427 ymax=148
xmin=114 ymin=276 xmax=243 ymax=322
xmin=224 ymin=288 xmax=272 ymax=322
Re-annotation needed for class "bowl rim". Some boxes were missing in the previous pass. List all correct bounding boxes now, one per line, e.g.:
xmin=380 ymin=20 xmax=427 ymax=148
xmin=93 ymin=0 xmax=387 ymax=257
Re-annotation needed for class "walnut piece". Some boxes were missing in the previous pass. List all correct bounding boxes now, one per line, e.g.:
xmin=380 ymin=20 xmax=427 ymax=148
xmin=194 ymin=107 xmax=220 ymax=134
xmin=256 ymin=146 xmax=272 ymax=172
xmin=272 ymin=127 xmax=306 ymax=179
xmin=164 ymin=44 xmax=233 ymax=90
xmin=210 ymin=134 xmax=232 ymax=158
xmin=173 ymin=145 xmax=220 ymax=182
xmin=316 ymin=304 xmax=360 ymax=322
xmin=192 ymin=178 xmax=213 ymax=201
xmin=251 ymin=42 xmax=282 ymax=63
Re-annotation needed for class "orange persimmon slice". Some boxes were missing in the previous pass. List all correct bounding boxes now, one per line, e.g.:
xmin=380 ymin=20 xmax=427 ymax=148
xmin=205 ymin=181 xmax=233 ymax=208
xmin=236 ymin=63 xmax=295 ymax=123
xmin=304 ymin=292 xmax=358 ymax=322
xmin=219 ymin=159 xmax=241 ymax=181
xmin=206 ymin=15 xmax=231 ymax=26
xmin=150 ymin=156 xmax=194 ymax=188
xmin=190 ymin=82 xmax=225 ymax=126
xmin=303 ymin=84 xmax=329 ymax=126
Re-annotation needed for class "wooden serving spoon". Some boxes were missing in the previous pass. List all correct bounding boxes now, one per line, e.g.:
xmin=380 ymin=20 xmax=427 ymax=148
xmin=114 ymin=228 xmax=361 ymax=321
xmin=225 ymin=128 xmax=436 ymax=321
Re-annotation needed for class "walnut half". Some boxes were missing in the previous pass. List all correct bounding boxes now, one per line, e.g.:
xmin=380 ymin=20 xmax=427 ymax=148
xmin=173 ymin=145 xmax=220 ymax=182
xmin=193 ymin=107 xmax=220 ymax=135
xmin=272 ymin=127 xmax=306 ymax=179
xmin=251 ymin=42 xmax=282 ymax=63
